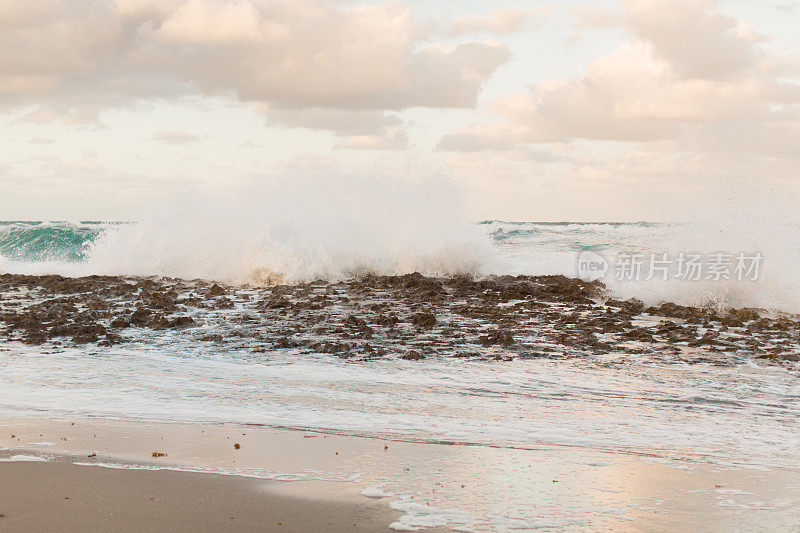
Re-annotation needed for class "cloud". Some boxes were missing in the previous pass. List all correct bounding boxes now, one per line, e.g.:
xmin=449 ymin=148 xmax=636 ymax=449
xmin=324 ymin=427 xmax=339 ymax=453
xmin=0 ymin=0 xmax=510 ymax=135
xmin=439 ymin=0 xmax=800 ymax=151
xmin=265 ymin=107 xmax=403 ymax=136
xmin=334 ymin=128 xmax=408 ymax=150
xmin=152 ymin=130 xmax=203 ymax=144
xmin=263 ymin=105 xmax=409 ymax=150
xmin=571 ymin=5 xmax=624 ymax=32
xmin=157 ymin=0 xmax=264 ymax=43
xmin=624 ymin=0 xmax=762 ymax=80
xmin=448 ymin=7 xmax=548 ymax=36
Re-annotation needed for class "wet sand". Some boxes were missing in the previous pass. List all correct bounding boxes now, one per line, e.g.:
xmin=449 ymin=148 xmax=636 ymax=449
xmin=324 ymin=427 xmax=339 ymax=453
xmin=0 ymin=459 xmax=403 ymax=532
xmin=2 ymin=418 xmax=799 ymax=531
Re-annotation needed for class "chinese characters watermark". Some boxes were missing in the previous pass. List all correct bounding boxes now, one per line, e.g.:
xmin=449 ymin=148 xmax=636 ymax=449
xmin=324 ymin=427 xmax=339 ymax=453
xmin=578 ymin=251 xmax=762 ymax=282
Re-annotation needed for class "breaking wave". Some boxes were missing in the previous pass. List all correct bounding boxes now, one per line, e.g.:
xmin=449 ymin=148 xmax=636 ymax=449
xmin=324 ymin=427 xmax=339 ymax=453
xmin=0 ymin=177 xmax=494 ymax=284
xmin=2 ymin=177 xmax=800 ymax=311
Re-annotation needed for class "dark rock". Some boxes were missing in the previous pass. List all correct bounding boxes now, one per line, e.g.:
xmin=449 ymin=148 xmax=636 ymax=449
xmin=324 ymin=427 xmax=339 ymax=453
xmin=411 ymin=312 xmax=437 ymax=329
xmin=110 ymin=317 xmax=130 ymax=329
xmin=728 ymin=308 xmax=761 ymax=322
xmin=169 ymin=316 xmax=196 ymax=329
xmin=646 ymin=302 xmax=706 ymax=320
xmin=207 ymin=284 xmax=226 ymax=297
xmin=622 ymin=327 xmax=654 ymax=342
xmin=401 ymin=350 xmax=425 ymax=360
xmin=478 ymin=330 xmax=515 ymax=346
xmin=606 ymin=298 xmax=645 ymax=315
xmin=721 ymin=315 xmax=744 ymax=328
xmin=212 ymin=297 xmax=235 ymax=310
xmin=130 ymin=307 xmax=152 ymax=327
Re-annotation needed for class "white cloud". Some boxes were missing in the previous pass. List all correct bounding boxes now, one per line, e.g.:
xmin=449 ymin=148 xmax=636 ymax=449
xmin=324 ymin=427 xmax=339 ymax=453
xmin=572 ymin=5 xmax=624 ymax=32
xmin=624 ymin=0 xmax=762 ymax=80
xmin=0 ymin=0 xmax=510 ymax=136
xmin=439 ymin=0 xmax=800 ymax=150
xmin=157 ymin=0 xmax=264 ymax=43
xmin=265 ymin=106 xmax=401 ymax=135
xmin=334 ymin=128 xmax=408 ymax=150
xmin=152 ymin=130 xmax=203 ymax=144
xmin=449 ymin=7 xmax=548 ymax=36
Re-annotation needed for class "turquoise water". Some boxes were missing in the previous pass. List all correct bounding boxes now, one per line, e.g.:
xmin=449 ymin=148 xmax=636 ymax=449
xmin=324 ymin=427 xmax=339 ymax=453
xmin=0 ymin=221 xmax=108 ymax=262
xmin=0 ymin=220 xmax=655 ymax=263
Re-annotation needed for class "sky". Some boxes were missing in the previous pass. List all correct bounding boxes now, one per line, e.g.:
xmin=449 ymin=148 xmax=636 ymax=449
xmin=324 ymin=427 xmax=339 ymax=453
xmin=1 ymin=0 xmax=799 ymax=221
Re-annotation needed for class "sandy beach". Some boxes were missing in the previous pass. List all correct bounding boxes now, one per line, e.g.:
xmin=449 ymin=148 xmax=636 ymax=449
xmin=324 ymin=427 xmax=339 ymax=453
xmin=0 ymin=419 xmax=411 ymax=532
xmin=2 ymin=417 xmax=799 ymax=531
xmin=0 ymin=460 xmax=404 ymax=532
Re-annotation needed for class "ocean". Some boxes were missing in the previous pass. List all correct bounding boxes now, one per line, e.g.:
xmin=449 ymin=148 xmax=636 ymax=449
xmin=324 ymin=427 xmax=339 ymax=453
xmin=1 ymin=219 xmax=799 ymax=530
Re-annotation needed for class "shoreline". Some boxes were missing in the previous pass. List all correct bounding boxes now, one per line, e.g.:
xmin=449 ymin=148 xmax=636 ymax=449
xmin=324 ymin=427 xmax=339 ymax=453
xmin=0 ymin=417 xmax=434 ymax=532
xmin=0 ymin=458 xmax=407 ymax=532
xmin=2 ymin=416 xmax=800 ymax=531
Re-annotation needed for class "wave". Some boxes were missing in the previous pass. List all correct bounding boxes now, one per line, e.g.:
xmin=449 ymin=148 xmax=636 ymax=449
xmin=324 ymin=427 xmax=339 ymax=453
xmin=0 ymin=221 xmax=106 ymax=262
xmin=2 ymin=178 xmax=800 ymax=312
xmin=1 ymin=176 xmax=494 ymax=284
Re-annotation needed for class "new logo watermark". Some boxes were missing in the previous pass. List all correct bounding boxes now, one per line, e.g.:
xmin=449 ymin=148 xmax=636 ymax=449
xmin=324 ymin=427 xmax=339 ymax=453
xmin=577 ymin=251 xmax=608 ymax=282
xmin=577 ymin=251 xmax=762 ymax=282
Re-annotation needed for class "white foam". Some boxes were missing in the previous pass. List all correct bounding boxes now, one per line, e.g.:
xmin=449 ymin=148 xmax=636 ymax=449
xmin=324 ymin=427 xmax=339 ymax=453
xmin=361 ymin=486 xmax=393 ymax=498
xmin=389 ymin=498 xmax=474 ymax=531
xmin=82 ymin=176 xmax=493 ymax=285
xmin=0 ymin=454 xmax=49 ymax=462
xmin=72 ymin=461 xmax=354 ymax=482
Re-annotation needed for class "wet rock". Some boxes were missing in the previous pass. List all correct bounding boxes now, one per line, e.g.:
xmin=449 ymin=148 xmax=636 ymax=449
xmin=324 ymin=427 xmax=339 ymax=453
xmin=309 ymin=341 xmax=351 ymax=355
xmin=274 ymin=337 xmax=299 ymax=348
xmin=99 ymin=333 xmax=126 ymax=346
xmin=622 ymin=327 xmax=654 ymax=342
xmin=72 ymin=332 xmax=100 ymax=344
xmin=146 ymin=291 xmax=177 ymax=312
xmin=606 ymin=298 xmax=644 ymax=315
xmin=129 ymin=307 xmax=169 ymax=329
xmin=169 ymin=316 xmax=196 ymax=329
xmin=401 ymin=350 xmax=425 ymax=360
xmin=478 ymin=330 xmax=515 ymax=346
xmin=646 ymin=302 xmax=706 ymax=320
xmin=110 ymin=317 xmax=130 ymax=329
xmin=1 ymin=272 xmax=798 ymax=368
xmin=374 ymin=314 xmax=399 ymax=327
xmin=130 ymin=307 xmax=152 ymax=327
xmin=720 ymin=315 xmax=744 ymax=328
xmin=411 ymin=312 xmax=437 ymax=329
xmin=207 ymin=283 xmax=226 ymax=297
xmin=344 ymin=315 xmax=368 ymax=329
xmin=147 ymin=315 xmax=170 ymax=330
xmin=261 ymin=296 xmax=291 ymax=309
xmin=24 ymin=331 xmax=48 ymax=345
xmin=212 ymin=297 xmax=234 ymax=310
xmin=728 ymin=308 xmax=761 ymax=322
xmin=689 ymin=332 xmax=719 ymax=347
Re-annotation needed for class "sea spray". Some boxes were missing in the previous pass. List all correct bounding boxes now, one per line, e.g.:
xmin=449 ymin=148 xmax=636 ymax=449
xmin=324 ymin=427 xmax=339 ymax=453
xmin=85 ymin=174 xmax=494 ymax=284
xmin=2 ymin=179 xmax=799 ymax=311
